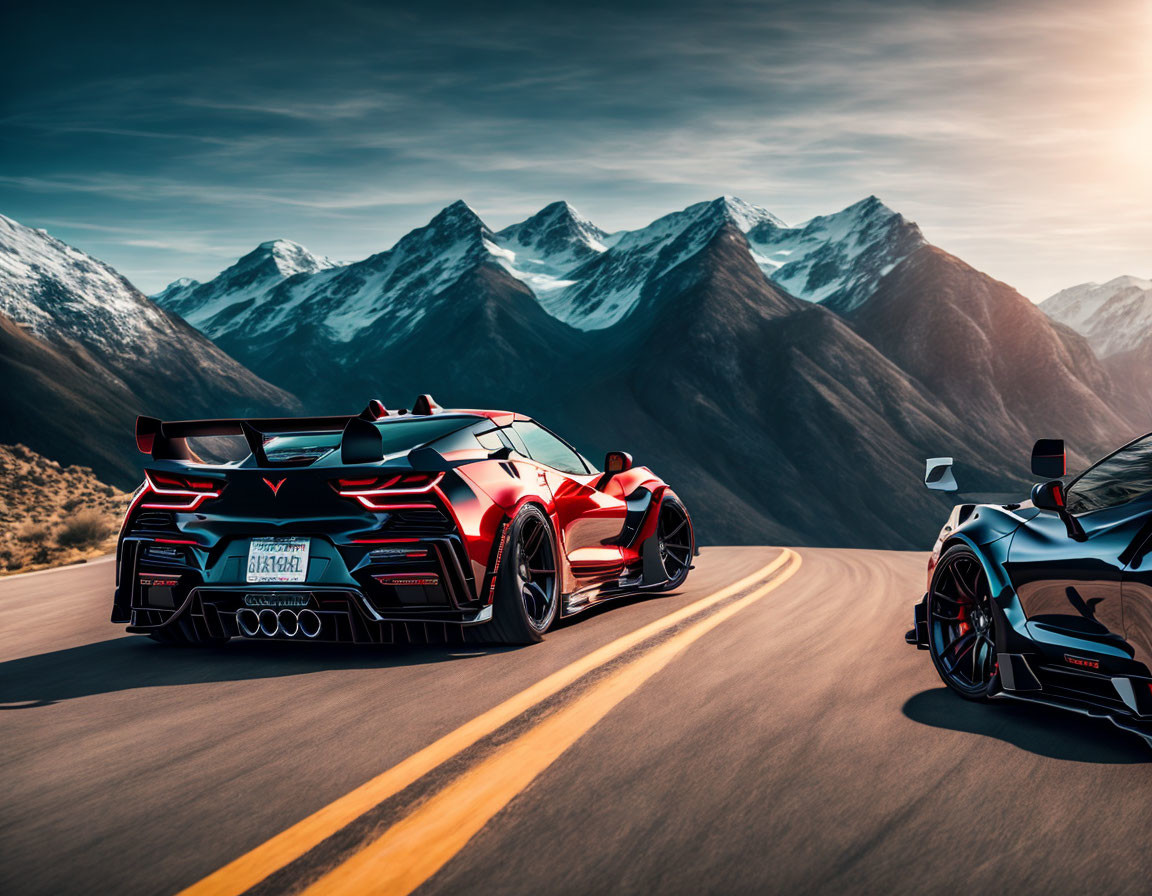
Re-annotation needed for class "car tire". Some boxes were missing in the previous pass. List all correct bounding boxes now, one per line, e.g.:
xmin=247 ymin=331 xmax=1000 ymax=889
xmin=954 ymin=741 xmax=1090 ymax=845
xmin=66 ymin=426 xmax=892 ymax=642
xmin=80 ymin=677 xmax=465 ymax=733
xmin=653 ymin=494 xmax=694 ymax=592
xmin=479 ymin=504 xmax=560 ymax=645
xmin=927 ymin=544 xmax=998 ymax=701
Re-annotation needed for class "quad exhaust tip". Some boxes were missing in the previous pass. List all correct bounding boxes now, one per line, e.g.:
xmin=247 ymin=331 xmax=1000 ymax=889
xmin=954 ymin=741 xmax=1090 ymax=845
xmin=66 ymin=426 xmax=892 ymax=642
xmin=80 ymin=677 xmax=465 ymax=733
xmin=236 ymin=607 xmax=260 ymax=638
xmin=237 ymin=606 xmax=322 ymax=639
xmin=258 ymin=608 xmax=279 ymax=637
xmin=298 ymin=609 xmax=322 ymax=638
xmin=277 ymin=609 xmax=300 ymax=637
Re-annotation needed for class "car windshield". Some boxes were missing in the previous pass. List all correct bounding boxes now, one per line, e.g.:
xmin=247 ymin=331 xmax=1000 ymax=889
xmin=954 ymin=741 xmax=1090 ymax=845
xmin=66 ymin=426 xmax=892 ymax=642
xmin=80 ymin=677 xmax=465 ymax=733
xmin=1065 ymin=433 xmax=1152 ymax=514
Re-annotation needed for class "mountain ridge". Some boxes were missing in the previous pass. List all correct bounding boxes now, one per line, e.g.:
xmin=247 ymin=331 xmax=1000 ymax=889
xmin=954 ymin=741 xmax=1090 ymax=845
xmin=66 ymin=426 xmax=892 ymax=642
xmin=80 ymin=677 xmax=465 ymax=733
xmin=2 ymin=204 xmax=1141 ymax=548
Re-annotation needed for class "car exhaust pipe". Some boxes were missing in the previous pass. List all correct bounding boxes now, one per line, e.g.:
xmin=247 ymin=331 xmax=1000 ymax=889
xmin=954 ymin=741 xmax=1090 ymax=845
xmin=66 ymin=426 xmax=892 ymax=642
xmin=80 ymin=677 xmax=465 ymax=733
xmin=298 ymin=609 xmax=322 ymax=639
xmin=258 ymin=608 xmax=280 ymax=637
xmin=277 ymin=609 xmax=300 ymax=637
xmin=236 ymin=607 xmax=261 ymax=637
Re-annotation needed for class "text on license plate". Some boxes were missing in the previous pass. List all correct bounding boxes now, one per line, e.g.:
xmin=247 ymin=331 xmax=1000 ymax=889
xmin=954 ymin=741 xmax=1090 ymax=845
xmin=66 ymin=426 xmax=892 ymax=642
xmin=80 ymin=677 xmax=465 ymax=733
xmin=246 ymin=537 xmax=310 ymax=583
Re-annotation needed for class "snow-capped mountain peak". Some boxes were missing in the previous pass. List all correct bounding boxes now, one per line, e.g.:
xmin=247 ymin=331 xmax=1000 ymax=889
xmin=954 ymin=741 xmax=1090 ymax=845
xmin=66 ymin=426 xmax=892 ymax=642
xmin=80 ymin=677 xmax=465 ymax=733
xmin=0 ymin=213 xmax=180 ymax=355
xmin=493 ymin=201 xmax=609 ymax=292
xmin=746 ymin=195 xmax=925 ymax=312
xmin=532 ymin=196 xmax=781 ymax=329
xmin=250 ymin=239 xmax=335 ymax=277
xmin=154 ymin=237 xmax=335 ymax=327
xmin=701 ymin=195 xmax=785 ymax=232
xmin=497 ymin=201 xmax=607 ymax=257
xmin=1042 ymin=274 xmax=1152 ymax=357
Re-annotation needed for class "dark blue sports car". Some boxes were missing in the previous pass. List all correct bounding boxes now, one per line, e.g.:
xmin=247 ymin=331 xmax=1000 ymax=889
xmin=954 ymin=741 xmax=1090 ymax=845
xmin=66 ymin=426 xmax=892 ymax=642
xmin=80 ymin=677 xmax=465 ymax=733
xmin=908 ymin=435 xmax=1152 ymax=747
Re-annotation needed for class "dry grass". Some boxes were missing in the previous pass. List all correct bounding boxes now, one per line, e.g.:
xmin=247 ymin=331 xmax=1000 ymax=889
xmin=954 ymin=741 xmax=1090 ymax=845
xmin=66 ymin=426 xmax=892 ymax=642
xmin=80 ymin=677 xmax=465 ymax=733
xmin=0 ymin=444 xmax=132 ymax=576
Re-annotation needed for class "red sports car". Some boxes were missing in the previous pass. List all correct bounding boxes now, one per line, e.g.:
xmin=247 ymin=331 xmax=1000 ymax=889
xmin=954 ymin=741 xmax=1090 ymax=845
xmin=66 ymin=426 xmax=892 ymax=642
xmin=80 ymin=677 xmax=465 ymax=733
xmin=113 ymin=395 xmax=695 ymax=646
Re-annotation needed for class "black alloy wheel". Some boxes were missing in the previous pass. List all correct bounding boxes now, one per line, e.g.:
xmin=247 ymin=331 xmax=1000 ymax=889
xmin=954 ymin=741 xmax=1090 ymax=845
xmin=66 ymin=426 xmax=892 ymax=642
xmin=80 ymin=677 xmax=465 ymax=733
xmin=656 ymin=497 xmax=693 ymax=590
xmin=481 ymin=504 xmax=560 ymax=644
xmin=516 ymin=511 xmax=558 ymax=631
xmin=928 ymin=546 xmax=998 ymax=699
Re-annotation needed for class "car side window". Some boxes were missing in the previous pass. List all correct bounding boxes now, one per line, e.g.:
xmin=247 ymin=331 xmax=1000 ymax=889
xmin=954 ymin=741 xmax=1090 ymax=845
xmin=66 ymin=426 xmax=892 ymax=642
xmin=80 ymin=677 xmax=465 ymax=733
xmin=511 ymin=421 xmax=590 ymax=475
xmin=475 ymin=430 xmax=505 ymax=452
xmin=1065 ymin=435 xmax=1152 ymax=515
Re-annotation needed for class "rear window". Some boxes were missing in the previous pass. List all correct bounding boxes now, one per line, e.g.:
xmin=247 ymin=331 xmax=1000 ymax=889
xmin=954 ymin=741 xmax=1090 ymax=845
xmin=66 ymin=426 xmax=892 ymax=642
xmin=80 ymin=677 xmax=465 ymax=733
xmin=376 ymin=416 xmax=482 ymax=454
xmin=190 ymin=415 xmax=483 ymax=465
xmin=263 ymin=433 xmax=341 ymax=464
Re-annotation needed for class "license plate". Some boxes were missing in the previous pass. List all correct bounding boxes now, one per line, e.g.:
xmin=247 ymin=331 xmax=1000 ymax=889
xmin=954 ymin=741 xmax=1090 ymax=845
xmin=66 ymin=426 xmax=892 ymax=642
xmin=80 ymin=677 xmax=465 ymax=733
xmin=246 ymin=537 xmax=310 ymax=583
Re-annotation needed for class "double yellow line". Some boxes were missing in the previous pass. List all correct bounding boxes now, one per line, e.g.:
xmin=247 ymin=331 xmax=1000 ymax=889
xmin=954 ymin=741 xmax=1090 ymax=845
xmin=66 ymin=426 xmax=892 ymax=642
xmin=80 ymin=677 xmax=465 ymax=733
xmin=182 ymin=548 xmax=802 ymax=896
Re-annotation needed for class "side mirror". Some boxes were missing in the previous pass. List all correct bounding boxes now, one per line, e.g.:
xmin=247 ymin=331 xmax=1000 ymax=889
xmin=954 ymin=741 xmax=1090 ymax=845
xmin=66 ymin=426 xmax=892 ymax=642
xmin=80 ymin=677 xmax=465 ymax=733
xmin=604 ymin=451 xmax=633 ymax=475
xmin=1031 ymin=479 xmax=1086 ymax=541
xmin=1031 ymin=439 xmax=1066 ymax=479
xmin=1030 ymin=479 xmax=1065 ymax=512
xmin=924 ymin=457 xmax=957 ymax=492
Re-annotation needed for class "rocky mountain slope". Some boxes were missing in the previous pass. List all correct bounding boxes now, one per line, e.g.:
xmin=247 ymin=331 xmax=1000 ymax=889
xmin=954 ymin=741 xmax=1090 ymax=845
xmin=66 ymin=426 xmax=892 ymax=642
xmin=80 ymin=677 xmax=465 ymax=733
xmin=0 ymin=214 xmax=299 ymax=486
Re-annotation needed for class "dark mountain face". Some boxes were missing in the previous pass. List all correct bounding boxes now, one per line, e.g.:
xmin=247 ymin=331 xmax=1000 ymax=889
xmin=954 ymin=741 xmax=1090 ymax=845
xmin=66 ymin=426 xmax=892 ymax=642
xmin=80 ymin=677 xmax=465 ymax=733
xmin=1104 ymin=339 xmax=1152 ymax=428
xmin=558 ymin=226 xmax=1023 ymax=547
xmin=850 ymin=246 xmax=1137 ymax=470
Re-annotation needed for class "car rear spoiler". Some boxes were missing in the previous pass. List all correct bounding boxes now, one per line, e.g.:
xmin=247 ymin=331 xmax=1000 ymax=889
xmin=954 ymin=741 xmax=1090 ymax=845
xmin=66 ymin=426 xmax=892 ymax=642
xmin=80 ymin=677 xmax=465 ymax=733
xmin=136 ymin=400 xmax=393 ymax=465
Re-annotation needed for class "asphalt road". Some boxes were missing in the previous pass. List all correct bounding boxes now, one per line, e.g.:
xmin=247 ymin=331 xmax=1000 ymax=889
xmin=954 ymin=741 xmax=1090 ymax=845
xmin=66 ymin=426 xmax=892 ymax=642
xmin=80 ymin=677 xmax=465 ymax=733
xmin=3 ymin=547 xmax=1152 ymax=896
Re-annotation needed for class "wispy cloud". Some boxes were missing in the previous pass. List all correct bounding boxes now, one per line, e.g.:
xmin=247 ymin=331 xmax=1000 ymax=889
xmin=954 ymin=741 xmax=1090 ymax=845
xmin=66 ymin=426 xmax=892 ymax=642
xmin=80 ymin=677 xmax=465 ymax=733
xmin=2 ymin=0 xmax=1148 ymax=296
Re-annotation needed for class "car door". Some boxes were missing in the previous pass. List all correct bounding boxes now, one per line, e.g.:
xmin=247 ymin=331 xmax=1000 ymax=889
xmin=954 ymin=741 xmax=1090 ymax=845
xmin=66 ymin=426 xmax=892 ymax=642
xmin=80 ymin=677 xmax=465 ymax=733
xmin=1119 ymin=509 xmax=1152 ymax=670
xmin=1006 ymin=434 xmax=1152 ymax=655
xmin=509 ymin=421 xmax=628 ymax=578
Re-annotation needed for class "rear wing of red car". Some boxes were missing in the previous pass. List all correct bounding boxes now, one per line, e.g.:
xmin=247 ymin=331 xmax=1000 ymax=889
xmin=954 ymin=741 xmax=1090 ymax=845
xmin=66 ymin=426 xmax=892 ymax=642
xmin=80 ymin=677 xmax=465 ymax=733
xmin=136 ymin=400 xmax=394 ymax=466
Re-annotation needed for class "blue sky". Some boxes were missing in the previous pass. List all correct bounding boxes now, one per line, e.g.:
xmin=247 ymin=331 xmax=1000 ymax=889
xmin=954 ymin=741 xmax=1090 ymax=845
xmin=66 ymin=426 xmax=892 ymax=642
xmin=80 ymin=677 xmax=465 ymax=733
xmin=2 ymin=0 xmax=1148 ymax=298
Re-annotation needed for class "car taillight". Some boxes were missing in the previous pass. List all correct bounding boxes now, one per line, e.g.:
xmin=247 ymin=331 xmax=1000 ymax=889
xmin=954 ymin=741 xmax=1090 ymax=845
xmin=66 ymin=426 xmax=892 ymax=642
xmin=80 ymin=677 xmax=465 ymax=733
xmin=141 ymin=470 xmax=226 ymax=510
xmin=331 ymin=472 xmax=444 ymax=509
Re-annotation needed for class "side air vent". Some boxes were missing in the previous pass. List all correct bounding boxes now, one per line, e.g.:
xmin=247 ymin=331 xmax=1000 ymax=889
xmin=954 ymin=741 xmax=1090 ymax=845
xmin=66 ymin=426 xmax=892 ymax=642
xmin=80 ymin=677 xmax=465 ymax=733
xmin=388 ymin=508 xmax=454 ymax=535
xmin=131 ymin=511 xmax=179 ymax=534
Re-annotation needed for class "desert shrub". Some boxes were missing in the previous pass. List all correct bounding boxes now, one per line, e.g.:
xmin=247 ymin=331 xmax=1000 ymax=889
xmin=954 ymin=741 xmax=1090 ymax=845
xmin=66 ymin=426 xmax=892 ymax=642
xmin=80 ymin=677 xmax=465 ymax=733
xmin=56 ymin=510 xmax=111 ymax=549
xmin=63 ymin=497 xmax=85 ymax=512
xmin=17 ymin=522 xmax=52 ymax=543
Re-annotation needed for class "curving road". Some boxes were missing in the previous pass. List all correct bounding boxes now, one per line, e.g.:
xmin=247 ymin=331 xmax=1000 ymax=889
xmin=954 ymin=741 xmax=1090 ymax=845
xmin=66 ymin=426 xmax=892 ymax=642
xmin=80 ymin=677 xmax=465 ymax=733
xmin=2 ymin=547 xmax=1152 ymax=896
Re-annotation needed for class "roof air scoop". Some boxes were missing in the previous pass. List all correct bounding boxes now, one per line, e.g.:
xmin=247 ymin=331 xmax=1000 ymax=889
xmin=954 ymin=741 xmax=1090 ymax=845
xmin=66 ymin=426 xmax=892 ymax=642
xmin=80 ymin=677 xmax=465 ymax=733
xmin=412 ymin=394 xmax=443 ymax=415
xmin=341 ymin=416 xmax=384 ymax=464
xmin=360 ymin=399 xmax=389 ymax=420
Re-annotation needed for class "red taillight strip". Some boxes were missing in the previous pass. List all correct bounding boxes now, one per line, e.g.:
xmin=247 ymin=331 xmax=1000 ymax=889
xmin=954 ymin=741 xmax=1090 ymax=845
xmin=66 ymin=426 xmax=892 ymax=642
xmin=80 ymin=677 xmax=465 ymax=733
xmin=141 ymin=494 xmax=216 ymax=511
xmin=145 ymin=470 xmax=223 ymax=495
xmin=337 ymin=472 xmax=444 ymax=497
xmin=373 ymin=574 xmax=440 ymax=587
xmin=118 ymin=484 xmax=151 ymax=540
xmin=350 ymin=537 xmax=422 ymax=544
xmin=353 ymin=500 xmax=440 ymax=511
xmin=487 ymin=522 xmax=510 ymax=605
xmin=142 ymin=469 xmax=224 ymax=510
xmin=155 ymin=538 xmax=197 ymax=545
